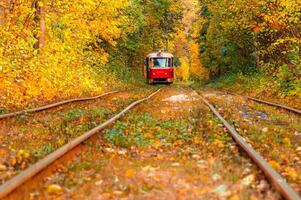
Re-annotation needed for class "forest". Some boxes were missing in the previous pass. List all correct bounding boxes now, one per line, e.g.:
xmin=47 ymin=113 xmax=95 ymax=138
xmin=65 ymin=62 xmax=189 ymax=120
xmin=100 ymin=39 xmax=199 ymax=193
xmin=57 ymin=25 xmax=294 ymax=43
xmin=0 ymin=0 xmax=301 ymax=199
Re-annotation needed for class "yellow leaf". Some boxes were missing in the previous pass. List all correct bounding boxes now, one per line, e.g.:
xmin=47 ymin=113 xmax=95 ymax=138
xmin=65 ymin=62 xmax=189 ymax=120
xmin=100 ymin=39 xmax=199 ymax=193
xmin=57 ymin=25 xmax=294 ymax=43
xmin=268 ymin=160 xmax=281 ymax=171
xmin=144 ymin=132 xmax=153 ymax=138
xmin=10 ymin=158 xmax=17 ymax=166
xmin=125 ymin=169 xmax=136 ymax=178
xmin=0 ymin=164 xmax=7 ymax=171
xmin=285 ymin=167 xmax=298 ymax=181
xmin=194 ymin=136 xmax=201 ymax=144
xmin=229 ymin=195 xmax=240 ymax=200
xmin=113 ymin=191 xmax=123 ymax=195
xmin=46 ymin=184 xmax=62 ymax=194
xmin=142 ymin=165 xmax=157 ymax=172
xmin=282 ymin=138 xmax=291 ymax=147
xmin=155 ymin=155 xmax=164 ymax=161
xmin=169 ymin=157 xmax=175 ymax=161
xmin=161 ymin=109 xmax=166 ymax=114
xmin=153 ymin=140 xmax=162 ymax=148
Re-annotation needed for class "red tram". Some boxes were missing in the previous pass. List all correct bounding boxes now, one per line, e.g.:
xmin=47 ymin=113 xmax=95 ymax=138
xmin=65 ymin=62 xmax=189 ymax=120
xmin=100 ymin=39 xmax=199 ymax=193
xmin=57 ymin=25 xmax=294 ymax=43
xmin=144 ymin=51 xmax=177 ymax=84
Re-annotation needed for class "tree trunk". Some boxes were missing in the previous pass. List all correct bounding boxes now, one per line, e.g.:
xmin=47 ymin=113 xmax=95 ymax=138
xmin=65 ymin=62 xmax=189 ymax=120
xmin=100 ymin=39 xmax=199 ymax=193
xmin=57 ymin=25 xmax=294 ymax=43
xmin=34 ymin=0 xmax=46 ymax=49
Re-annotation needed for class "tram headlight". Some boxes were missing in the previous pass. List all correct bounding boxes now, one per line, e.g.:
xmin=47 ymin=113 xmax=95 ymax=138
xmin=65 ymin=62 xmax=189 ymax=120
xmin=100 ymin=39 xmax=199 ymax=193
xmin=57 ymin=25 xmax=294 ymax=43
xmin=153 ymin=73 xmax=156 ymax=75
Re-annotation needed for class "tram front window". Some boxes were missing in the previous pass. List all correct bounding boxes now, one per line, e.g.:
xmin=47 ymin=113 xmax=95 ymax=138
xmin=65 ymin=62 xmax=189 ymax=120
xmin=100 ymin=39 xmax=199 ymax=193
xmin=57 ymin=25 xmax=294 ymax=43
xmin=151 ymin=58 xmax=171 ymax=68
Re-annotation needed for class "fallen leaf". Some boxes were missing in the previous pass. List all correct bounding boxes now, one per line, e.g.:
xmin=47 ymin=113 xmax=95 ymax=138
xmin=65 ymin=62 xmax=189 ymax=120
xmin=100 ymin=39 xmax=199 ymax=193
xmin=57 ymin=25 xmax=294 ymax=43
xmin=169 ymin=157 xmax=175 ymax=161
xmin=282 ymin=138 xmax=291 ymax=146
xmin=95 ymin=180 xmax=103 ymax=186
xmin=193 ymin=136 xmax=201 ymax=144
xmin=285 ymin=167 xmax=298 ymax=181
xmin=257 ymin=180 xmax=268 ymax=192
xmin=268 ymin=160 xmax=281 ymax=171
xmin=118 ymin=150 xmax=127 ymax=155
xmin=10 ymin=158 xmax=17 ymax=166
xmin=46 ymin=184 xmax=62 ymax=194
xmin=142 ymin=165 xmax=157 ymax=172
xmin=0 ymin=164 xmax=7 ymax=171
xmin=153 ymin=140 xmax=162 ymax=148
xmin=241 ymin=174 xmax=255 ymax=186
xmin=105 ymin=148 xmax=115 ymax=153
xmin=229 ymin=195 xmax=240 ymax=200
xmin=144 ymin=132 xmax=153 ymax=138
xmin=213 ymin=184 xmax=229 ymax=197
xmin=155 ymin=155 xmax=164 ymax=160
xmin=262 ymin=127 xmax=268 ymax=133
xmin=113 ymin=191 xmax=123 ymax=195
xmin=213 ymin=140 xmax=224 ymax=148
xmin=192 ymin=154 xmax=201 ymax=160
xmin=197 ymin=160 xmax=206 ymax=165
xmin=125 ymin=169 xmax=136 ymax=178
xmin=211 ymin=173 xmax=221 ymax=181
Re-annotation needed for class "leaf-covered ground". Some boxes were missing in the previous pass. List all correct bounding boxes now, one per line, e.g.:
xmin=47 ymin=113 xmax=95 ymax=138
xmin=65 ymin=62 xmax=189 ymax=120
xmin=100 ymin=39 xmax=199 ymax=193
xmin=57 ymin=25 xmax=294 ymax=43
xmin=200 ymin=90 xmax=301 ymax=194
xmin=0 ymin=88 xmax=154 ymax=184
xmin=4 ymin=86 xmax=281 ymax=199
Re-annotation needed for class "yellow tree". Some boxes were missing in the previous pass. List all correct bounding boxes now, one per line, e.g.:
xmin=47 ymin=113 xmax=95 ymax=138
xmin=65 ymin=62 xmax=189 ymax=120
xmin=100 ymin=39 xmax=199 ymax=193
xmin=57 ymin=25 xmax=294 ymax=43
xmin=0 ymin=0 xmax=131 ymax=109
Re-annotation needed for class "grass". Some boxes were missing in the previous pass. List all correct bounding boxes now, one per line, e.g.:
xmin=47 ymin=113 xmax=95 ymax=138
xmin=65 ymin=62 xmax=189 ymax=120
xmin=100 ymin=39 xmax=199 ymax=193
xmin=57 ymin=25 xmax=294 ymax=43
xmin=192 ymin=71 xmax=267 ymax=94
xmin=34 ymin=143 xmax=55 ymax=158
xmin=193 ymin=70 xmax=301 ymax=105
xmin=103 ymin=113 xmax=194 ymax=148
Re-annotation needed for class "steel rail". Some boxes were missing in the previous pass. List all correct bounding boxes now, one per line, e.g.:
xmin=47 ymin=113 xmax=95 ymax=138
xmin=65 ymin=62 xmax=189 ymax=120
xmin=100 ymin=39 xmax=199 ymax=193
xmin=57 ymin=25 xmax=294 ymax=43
xmin=0 ymin=91 xmax=119 ymax=120
xmin=245 ymin=96 xmax=301 ymax=115
xmin=225 ymin=92 xmax=301 ymax=115
xmin=198 ymin=94 xmax=301 ymax=200
xmin=0 ymin=89 xmax=161 ymax=199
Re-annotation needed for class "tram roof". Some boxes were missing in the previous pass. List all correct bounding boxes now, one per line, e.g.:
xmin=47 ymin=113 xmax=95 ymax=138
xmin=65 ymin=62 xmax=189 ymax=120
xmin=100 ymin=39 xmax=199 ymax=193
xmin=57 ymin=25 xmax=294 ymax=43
xmin=147 ymin=52 xmax=174 ymax=58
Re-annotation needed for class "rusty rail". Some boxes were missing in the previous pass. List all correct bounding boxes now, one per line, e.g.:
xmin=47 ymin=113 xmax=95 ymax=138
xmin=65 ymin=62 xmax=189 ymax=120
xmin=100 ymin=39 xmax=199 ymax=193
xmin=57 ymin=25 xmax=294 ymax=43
xmin=245 ymin=96 xmax=301 ymax=115
xmin=0 ymin=91 xmax=119 ymax=120
xmin=198 ymin=94 xmax=301 ymax=200
xmin=0 ymin=89 xmax=161 ymax=199
xmin=225 ymin=91 xmax=301 ymax=115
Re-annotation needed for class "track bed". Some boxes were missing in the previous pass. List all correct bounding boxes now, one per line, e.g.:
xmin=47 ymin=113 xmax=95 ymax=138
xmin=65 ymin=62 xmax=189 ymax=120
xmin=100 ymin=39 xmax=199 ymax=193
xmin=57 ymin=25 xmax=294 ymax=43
xmin=1 ymin=86 xmax=300 ymax=199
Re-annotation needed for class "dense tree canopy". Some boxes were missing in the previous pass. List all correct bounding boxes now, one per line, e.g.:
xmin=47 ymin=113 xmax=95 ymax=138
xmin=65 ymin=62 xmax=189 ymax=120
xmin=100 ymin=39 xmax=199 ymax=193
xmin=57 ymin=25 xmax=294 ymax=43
xmin=195 ymin=0 xmax=300 ymax=95
xmin=0 ymin=0 xmax=184 ymax=110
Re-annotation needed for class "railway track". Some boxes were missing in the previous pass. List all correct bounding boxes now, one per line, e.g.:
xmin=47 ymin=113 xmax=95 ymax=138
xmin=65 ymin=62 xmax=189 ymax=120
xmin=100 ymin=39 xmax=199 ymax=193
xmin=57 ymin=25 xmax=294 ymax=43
xmin=224 ymin=91 xmax=301 ymax=115
xmin=0 ymin=91 xmax=119 ymax=120
xmin=197 ymin=93 xmax=301 ymax=200
xmin=0 ymin=86 xmax=300 ymax=199
xmin=0 ymin=90 xmax=139 ymax=186
xmin=244 ymin=96 xmax=301 ymax=115
xmin=0 ymin=89 xmax=161 ymax=199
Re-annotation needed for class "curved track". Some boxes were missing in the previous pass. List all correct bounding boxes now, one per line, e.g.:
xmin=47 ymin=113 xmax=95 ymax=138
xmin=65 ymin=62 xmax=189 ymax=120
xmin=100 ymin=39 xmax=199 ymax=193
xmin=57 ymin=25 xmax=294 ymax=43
xmin=225 ymin=91 xmax=301 ymax=115
xmin=0 ymin=91 xmax=119 ymax=120
xmin=0 ymin=89 xmax=161 ymax=199
xmin=245 ymin=96 xmax=301 ymax=115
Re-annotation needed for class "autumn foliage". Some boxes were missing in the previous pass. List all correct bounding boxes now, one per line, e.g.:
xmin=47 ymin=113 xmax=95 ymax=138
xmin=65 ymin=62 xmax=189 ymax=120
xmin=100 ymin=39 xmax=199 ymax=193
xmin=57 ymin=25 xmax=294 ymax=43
xmin=0 ymin=0 xmax=185 ymax=111
xmin=196 ymin=0 xmax=301 ymax=96
xmin=0 ymin=0 xmax=131 ymax=110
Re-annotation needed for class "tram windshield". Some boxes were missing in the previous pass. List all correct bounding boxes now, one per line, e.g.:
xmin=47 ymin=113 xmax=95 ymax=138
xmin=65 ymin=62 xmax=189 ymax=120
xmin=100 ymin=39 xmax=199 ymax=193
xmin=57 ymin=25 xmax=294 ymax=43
xmin=150 ymin=58 xmax=172 ymax=68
